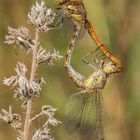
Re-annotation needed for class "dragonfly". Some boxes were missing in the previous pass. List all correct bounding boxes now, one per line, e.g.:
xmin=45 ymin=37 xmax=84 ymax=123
xmin=55 ymin=0 xmax=123 ymax=73
xmin=64 ymin=26 xmax=121 ymax=140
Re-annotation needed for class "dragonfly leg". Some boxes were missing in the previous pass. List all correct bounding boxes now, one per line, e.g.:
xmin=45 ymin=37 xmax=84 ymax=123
xmin=47 ymin=12 xmax=64 ymax=30
xmin=83 ymin=47 xmax=99 ymax=60
xmin=94 ymin=57 xmax=103 ymax=68
xmin=95 ymin=54 xmax=113 ymax=70
xmin=82 ymin=47 xmax=100 ymax=70
xmin=50 ymin=9 xmax=64 ymax=29
xmin=82 ymin=58 xmax=97 ymax=70
xmin=95 ymin=51 xmax=109 ymax=63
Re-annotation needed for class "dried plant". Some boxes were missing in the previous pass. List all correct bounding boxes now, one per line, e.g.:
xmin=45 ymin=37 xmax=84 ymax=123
xmin=1 ymin=1 xmax=62 ymax=140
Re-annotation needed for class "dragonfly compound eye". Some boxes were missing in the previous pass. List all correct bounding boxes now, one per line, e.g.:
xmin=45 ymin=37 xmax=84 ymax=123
xmin=103 ymin=61 xmax=119 ymax=75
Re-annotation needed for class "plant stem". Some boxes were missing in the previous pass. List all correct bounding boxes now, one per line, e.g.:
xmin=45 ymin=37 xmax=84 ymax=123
xmin=23 ymin=29 xmax=39 ymax=140
xmin=30 ymin=112 xmax=43 ymax=122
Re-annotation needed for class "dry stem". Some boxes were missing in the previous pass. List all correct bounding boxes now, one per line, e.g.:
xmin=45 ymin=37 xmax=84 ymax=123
xmin=23 ymin=29 xmax=39 ymax=140
xmin=30 ymin=112 xmax=42 ymax=122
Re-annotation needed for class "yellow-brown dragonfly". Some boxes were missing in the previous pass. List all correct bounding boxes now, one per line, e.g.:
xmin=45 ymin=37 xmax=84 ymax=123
xmin=64 ymin=26 xmax=121 ymax=140
xmin=55 ymin=0 xmax=123 ymax=73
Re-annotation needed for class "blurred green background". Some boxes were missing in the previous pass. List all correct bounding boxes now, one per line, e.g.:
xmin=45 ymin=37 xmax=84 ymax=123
xmin=0 ymin=0 xmax=140 ymax=140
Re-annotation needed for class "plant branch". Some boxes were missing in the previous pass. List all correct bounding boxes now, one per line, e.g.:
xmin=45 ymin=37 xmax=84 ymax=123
xmin=23 ymin=29 xmax=39 ymax=140
xmin=30 ymin=112 xmax=43 ymax=122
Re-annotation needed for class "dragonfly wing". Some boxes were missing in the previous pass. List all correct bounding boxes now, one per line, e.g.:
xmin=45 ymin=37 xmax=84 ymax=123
xmin=65 ymin=91 xmax=86 ymax=136
xmin=79 ymin=91 xmax=104 ymax=140
xmin=65 ymin=91 xmax=104 ymax=140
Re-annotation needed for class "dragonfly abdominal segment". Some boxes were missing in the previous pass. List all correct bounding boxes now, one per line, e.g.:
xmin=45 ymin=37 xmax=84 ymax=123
xmin=64 ymin=28 xmax=107 ymax=92
xmin=64 ymin=27 xmax=86 ymax=89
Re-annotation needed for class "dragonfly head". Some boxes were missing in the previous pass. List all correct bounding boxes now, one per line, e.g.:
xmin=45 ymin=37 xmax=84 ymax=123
xmin=102 ymin=61 xmax=120 ymax=75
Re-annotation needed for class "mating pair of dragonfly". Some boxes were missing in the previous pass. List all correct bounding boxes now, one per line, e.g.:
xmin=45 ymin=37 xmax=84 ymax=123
xmin=55 ymin=0 xmax=123 ymax=140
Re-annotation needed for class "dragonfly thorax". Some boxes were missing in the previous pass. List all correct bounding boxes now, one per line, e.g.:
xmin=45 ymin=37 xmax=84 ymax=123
xmin=84 ymin=70 xmax=107 ymax=92
xmin=57 ymin=0 xmax=87 ymax=28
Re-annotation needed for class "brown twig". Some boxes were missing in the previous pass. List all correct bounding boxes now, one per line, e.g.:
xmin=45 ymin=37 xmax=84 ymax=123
xmin=23 ymin=29 xmax=39 ymax=140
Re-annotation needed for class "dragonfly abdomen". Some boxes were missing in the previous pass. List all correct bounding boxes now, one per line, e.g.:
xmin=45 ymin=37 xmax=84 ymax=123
xmin=85 ymin=18 xmax=123 ymax=73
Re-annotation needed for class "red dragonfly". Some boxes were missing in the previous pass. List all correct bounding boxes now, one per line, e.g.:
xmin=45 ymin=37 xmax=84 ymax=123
xmin=55 ymin=0 xmax=123 ymax=73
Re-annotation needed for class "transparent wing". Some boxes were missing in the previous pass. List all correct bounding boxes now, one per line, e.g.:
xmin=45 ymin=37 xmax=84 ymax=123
xmin=65 ymin=90 xmax=104 ymax=140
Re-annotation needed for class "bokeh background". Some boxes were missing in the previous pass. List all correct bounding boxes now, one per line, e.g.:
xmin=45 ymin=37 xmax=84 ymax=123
xmin=0 ymin=0 xmax=140 ymax=140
